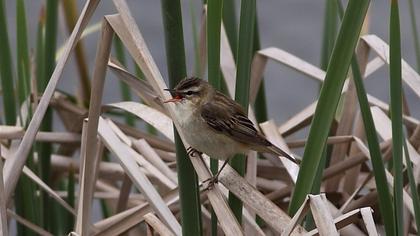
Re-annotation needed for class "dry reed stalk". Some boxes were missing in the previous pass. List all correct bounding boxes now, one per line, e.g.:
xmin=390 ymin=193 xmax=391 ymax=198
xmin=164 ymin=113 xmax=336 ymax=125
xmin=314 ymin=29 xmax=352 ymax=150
xmin=51 ymin=154 xmax=125 ymax=180
xmin=22 ymin=166 xmax=76 ymax=215
xmin=371 ymin=107 xmax=420 ymax=164
xmin=0 ymin=128 xmax=81 ymax=143
xmin=105 ymin=102 xmax=174 ymax=141
xmin=133 ymin=139 xmax=178 ymax=183
xmin=325 ymin=40 xmax=370 ymax=192
xmin=286 ymin=135 xmax=354 ymax=148
xmin=218 ymin=163 xmax=305 ymax=234
xmin=0 ymin=150 xmax=7 ymax=236
xmin=116 ymin=174 xmax=132 ymax=213
xmin=362 ymin=35 xmax=420 ymax=98
xmin=343 ymin=113 xmax=366 ymax=193
xmin=98 ymin=117 xmax=181 ymax=235
xmin=8 ymin=210 xmax=53 ymax=236
xmin=360 ymin=207 xmax=379 ymax=235
xmin=75 ymin=17 xmax=114 ymax=235
xmin=143 ymin=213 xmax=175 ymax=236
xmin=244 ymin=151 xmax=258 ymax=235
xmin=94 ymin=188 xmax=179 ymax=235
xmin=113 ymin=121 xmax=175 ymax=152
xmin=309 ymin=194 xmax=339 ymax=236
xmin=260 ymin=120 xmax=299 ymax=182
xmin=105 ymin=4 xmax=243 ymax=233
xmin=339 ymin=174 xmax=373 ymax=214
xmin=107 ymin=59 xmax=167 ymax=114
xmin=2 ymin=0 xmax=100 ymax=201
xmin=306 ymin=208 xmax=376 ymax=236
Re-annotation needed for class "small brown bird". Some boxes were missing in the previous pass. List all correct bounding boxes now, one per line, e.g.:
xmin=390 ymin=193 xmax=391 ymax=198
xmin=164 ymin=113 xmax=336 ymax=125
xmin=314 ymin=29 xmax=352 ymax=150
xmin=164 ymin=77 xmax=299 ymax=188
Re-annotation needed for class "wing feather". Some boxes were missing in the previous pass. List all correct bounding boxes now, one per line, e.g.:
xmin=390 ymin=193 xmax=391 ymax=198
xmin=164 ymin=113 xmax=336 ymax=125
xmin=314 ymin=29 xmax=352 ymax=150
xmin=200 ymin=92 xmax=270 ymax=146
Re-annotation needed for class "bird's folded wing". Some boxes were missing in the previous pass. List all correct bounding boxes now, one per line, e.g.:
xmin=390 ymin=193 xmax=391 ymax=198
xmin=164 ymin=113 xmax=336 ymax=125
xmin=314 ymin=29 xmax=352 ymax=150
xmin=200 ymin=99 xmax=270 ymax=147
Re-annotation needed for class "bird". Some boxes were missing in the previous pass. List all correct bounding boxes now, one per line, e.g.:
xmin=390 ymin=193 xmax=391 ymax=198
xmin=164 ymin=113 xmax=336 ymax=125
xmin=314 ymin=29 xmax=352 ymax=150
xmin=163 ymin=77 xmax=299 ymax=189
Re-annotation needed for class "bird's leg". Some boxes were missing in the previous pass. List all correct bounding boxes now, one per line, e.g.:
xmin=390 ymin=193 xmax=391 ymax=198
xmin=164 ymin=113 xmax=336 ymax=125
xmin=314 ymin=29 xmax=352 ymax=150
xmin=202 ymin=159 xmax=230 ymax=191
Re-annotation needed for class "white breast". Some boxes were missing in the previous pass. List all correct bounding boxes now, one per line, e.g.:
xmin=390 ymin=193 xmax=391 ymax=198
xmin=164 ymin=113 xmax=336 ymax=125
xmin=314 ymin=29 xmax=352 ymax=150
xmin=172 ymin=102 xmax=247 ymax=160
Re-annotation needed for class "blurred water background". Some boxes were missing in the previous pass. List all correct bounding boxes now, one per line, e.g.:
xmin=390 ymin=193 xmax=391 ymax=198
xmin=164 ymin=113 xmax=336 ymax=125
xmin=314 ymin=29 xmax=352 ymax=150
xmin=3 ymin=0 xmax=420 ymax=126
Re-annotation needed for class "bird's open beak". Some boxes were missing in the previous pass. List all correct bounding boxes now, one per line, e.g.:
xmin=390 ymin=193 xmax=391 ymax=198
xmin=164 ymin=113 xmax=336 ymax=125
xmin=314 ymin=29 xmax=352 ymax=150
xmin=163 ymin=88 xmax=182 ymax=103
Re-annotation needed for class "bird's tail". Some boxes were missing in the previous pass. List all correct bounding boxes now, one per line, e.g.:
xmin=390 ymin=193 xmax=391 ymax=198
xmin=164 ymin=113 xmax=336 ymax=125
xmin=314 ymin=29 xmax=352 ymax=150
xmin=266 ymin=145 xmax=300 ymax=164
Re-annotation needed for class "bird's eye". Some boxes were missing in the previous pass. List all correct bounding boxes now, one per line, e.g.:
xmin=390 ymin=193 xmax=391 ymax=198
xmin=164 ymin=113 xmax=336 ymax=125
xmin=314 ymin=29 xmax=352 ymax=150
xmin=186 ymin=91 xmax=194 ymax=95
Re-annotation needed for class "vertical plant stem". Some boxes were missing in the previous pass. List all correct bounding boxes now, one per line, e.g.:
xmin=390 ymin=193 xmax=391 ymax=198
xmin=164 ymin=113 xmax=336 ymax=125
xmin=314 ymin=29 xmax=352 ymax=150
xmin=207 ymin=0 xmax=223 ymax=234
xmin=403 ymin=139 xmax=420 ymax=232
xmin=16 ymin=0 xmax=31 ymax=109
xmin=189 ymin=0 xmax=201 ymax=76
xmin=389 ymin=1 xmax=404 ymax=234
xmin=35 ymin=6 xmax=46 ymax=229
xmin=228 ymin=0 xmax=256 ymax=223
xmin=407 ymin=0 xmax=420 ymax=71
xmin=161 ymin=1 xmax=202 ymax=235
xmin=335 ymin=2 xmax=395 ymax=235
xmin=0 ymin=0 xmax=17 ymax=125
xmin=222 ymin=0 xmax=237 ymax=60
xmin=253 ymin=18 xmax=268 ymax=123
xmin=288 ymin=0 xmax=370 ymax=216
xmin=320 ymin=0 xmax=338 ymax=71
xmin=42 ymin=0 xmax=59 ymax=232
xmin=16 ymin=1 xmax=41 ymax=235
xmin=61 ymin=0 xmax=91 ymax=104
xmin=64 ymin=166 xmax=75 ymax=234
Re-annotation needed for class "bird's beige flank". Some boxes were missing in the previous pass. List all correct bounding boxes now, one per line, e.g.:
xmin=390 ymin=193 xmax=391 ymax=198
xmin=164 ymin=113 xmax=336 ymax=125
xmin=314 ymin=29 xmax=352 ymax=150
xmin=164 ymin=77 xmax=299 ymax=187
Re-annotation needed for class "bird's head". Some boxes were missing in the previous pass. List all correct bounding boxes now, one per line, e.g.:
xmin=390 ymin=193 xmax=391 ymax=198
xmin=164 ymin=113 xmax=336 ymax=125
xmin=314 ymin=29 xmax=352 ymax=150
xmin=163 ymin=77 xmax=212 ymax=107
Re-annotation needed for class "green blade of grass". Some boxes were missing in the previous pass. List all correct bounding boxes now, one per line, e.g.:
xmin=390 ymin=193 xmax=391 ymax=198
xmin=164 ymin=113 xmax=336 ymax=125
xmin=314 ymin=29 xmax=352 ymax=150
xmin=228 ymin=0 xmax=256 ymax=223
xmin=222 ymin=0 xmax=237 ymax=60
xmin=62 ymin=0 xmax=91 ymax=104
xmin=407 ymin=0 xmax=420 ymax=72
xmin=16 ymin=0 xmax=31 ymax=109
xmin=161 ymin=1 xmax=202 ymax=234
xmin=334 ymin=1 xmax=396 ymax=235
xmin=35 ymin=6 xmax=46 ymax=229
xmin=41 ymin=0 xmax=59 ymax=232
xmin=36 ymin=7 xmax=45 ymax=95
xmin=16 ymin=2 xmax=43 ymax=235
xmin=389 ymin=1 xmax=404 ymax=234
xmin=207 ymin=0 xmax=223 ymax=234
xmin=188 ymin=0 xmax=201 ymax=76
xmin=403 ymin=139 xmax=420 ymax=232
xmin=288 ymin=0 xmax=370 ymax=215
xmin=253 ymin=17 xmax=268 ymax=123
xmin=320 ymin=0 xmax=338 ymax=71
xmin=64 ymin=166 xmax=75 ymax=234
xmin=0 ymin=0 xmax=17 ymax=125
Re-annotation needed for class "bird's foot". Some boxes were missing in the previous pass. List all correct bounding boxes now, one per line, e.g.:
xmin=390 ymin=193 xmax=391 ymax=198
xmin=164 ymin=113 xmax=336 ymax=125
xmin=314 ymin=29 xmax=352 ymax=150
xmin=187 ymin=147 xmax=202 ymax=157
xmin=201 ymin=176 xmax=219 ymax=191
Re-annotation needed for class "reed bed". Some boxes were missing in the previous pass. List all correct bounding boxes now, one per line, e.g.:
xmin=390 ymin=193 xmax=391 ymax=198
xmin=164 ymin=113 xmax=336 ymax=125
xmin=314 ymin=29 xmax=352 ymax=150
xmin=0 ymin=0 xmax=419 ymax=235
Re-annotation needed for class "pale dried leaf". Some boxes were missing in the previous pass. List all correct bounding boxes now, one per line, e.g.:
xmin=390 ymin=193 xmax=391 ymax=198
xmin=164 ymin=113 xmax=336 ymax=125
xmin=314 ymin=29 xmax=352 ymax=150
xmin=308 ymin=194 xmax=339 ymax=236
xmin=8 ymin=210 xmax=53 ymax=236
xmin=3 ymin=0 xmax=100 ymax=201
xmin=105 ymin=102 xmax=174 ymax=142
xmin=260 ymin=120 xmax=299 ymax=182
xmin=144 ymin=213 xmax=175 ymax=236
xmin=219 ymin=164 xmax=305 ymax=235
xmin=98 ymin=117 xmax=181 ymax=235
xmin=360 ymin=207 xmax=379 ymax=236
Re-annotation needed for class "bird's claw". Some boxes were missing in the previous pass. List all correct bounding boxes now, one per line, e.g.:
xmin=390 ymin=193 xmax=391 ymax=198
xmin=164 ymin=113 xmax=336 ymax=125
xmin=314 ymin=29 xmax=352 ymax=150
xmin=201 ymin=176 xmax=219 ymax=191
xmin=187 ymin=147 xmax=202 ymax=157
